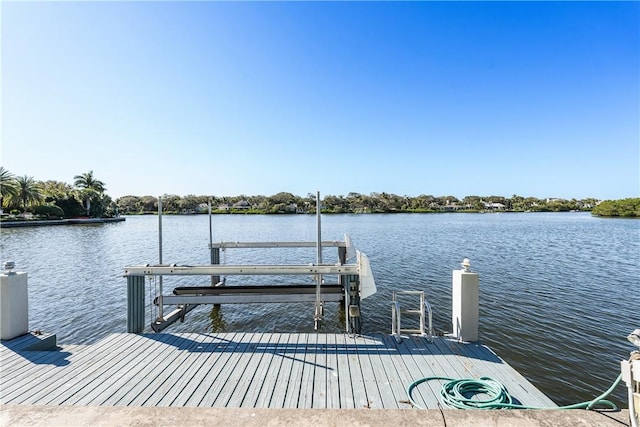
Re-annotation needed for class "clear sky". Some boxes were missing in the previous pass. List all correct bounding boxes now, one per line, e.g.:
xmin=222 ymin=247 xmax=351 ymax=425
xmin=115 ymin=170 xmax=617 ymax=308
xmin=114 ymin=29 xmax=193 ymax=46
xmin=2 ymin=1 xmax=638 ymax=200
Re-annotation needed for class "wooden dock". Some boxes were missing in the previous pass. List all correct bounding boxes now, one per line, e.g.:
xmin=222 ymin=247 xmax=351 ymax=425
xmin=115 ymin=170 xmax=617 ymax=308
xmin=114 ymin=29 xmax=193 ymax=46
xmin=0 ymin=332 xmax=556 ymax=409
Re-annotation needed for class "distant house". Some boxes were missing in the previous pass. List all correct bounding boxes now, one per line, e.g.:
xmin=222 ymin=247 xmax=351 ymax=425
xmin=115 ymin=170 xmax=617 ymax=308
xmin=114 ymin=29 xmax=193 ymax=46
xmin=483 ymin=202 xmax=505 ymax=210
xmin=217 ymin=204 xmax=230 ymax=211
xmin=440 ymin=204 xmax=462 ymax=212
xmin=232 ymin=200 xmax=251 ymax=210
xmin=284 ymin=203 xmax=306 ymax=214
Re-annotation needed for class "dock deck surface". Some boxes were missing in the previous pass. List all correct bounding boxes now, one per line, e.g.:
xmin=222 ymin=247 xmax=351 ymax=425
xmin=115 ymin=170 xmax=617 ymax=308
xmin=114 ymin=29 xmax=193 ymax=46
xmin=1 ymin=332 xmax=556 ymax=409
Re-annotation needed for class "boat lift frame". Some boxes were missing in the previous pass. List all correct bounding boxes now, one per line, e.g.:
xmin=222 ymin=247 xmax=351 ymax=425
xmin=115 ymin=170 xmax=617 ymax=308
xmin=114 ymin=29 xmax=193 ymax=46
xmin=124 ymin=192 xmax=376 ymax=335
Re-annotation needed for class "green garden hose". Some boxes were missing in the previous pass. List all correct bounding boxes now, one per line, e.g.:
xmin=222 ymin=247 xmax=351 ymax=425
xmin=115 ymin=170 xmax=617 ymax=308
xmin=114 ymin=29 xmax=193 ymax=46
xmin=407 ymin=374 xmax=622 ymax=410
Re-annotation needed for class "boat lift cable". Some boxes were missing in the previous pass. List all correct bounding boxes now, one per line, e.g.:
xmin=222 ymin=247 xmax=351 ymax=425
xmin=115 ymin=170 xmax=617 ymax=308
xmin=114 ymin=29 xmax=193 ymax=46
xmin=147 ymin=276 xmax=152 ymax=325
xmin=407 ymin=374 xmax=622 ymax=411
xmin=147 ymin=275 xmax=157 ymax=323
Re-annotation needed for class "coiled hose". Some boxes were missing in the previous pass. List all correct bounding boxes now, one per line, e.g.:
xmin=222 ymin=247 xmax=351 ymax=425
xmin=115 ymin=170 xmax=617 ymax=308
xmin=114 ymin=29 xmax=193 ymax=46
xmin=407 ymin=374 xmax=622 ymax=410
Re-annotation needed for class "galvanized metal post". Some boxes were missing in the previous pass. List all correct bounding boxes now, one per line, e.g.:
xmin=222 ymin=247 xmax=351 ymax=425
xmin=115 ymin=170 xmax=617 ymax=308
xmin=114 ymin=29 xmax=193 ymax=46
xmin=314 ymin=191 xmax=323 ymax=330
xmin=338 ymin=243 xmax=347 ymax=316
xmin=208 ymin=200 xmax=221 ymax=285
xmin=316 ymin=191 xmax=322 ymax=266
xmin=157 ymin=197 xmax=164 ymax=321
xmin=127 ymin=275 xmax=145 ymax=333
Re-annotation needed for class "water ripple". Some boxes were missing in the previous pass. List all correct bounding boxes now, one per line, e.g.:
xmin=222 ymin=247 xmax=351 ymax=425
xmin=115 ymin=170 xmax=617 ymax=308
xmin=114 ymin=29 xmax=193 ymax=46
xmin=1 ymin=212 xmax=638 ymax=407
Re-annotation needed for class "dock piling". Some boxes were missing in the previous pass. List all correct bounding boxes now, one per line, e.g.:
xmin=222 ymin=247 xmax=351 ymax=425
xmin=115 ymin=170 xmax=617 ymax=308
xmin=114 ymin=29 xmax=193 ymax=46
xmin=0 ymin=261 xmax=29 ymax=340
xmin=452 ymin=258 xmax=479 ymax=342
xmin=127 ymin=275 xmax=145 ymax=333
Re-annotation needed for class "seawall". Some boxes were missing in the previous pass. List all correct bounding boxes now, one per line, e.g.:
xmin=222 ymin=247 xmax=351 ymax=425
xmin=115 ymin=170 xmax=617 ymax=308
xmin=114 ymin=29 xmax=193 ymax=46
xmin=0 ymin=217 xmax=125 ymax=228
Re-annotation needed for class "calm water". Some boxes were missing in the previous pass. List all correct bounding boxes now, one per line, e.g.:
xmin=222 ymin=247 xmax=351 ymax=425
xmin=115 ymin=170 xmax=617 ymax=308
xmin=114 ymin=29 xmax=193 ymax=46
xmin=1 ymin=212 xmax=638 ymax=407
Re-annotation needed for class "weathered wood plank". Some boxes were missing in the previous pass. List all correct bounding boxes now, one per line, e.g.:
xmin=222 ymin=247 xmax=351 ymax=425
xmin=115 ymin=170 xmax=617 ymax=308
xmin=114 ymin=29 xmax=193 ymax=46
xmin=111 ymin=333 xmax=209 ymax=406
xmin=221 ymin=332 xmax=269 ymax=407
xmin=4 ymin=334 xmax=151 ymax=405
xmin=0 ymin=347 xmax=62 ymax=370
xmin=312 ymin=333 xmax=327 ymax=409
xmin=243 ymin=332 xmax=287 ymax=408
xmin=265 ymin=333 xmax=289 ymax=408
xmin=281 ymin=333 xmax=307 ymax=408
xmin=345 ymin=334 xmax=368 ymax=409
xmin=446 ymin=339 xmax=556 ymax=407
xmin=408 ymin=335 xmax=485 ymax=404
xmin=334 ymin=333 xmax=354 ymax=408
xmin=71 ymin=333 xmax=185 ymax=406
xmin=99 ymin=334 xmax=188 ymax=405
xmin=0 ymin=332 xmax=556 ymax=410
xmin=353 ymin=334 xmax=384 ymax=408
xmin=196 ymin=334 xmax=253 ymax=407
xmin=160 ymin=333 xmax=240 ymax=407
xmin=298 ymin=333 xmax=317 ymax=408
xmin=1 ymin=334 xmax=119 ymax=397
xmin=376 ymin=334 xmax=420 ymax=409
xmin=387 ymin=334 xmax=443 ymax=409
xmin=325 ymin=333 xmax=340 ymax=409
xmin=228 ymin=332 xmax=272 ymax=407
xmin=270 ymin=333 xmax=300 ymax=408
xmin=139 ymin=332 xmax=217 ymax=406
xmin=362 ymin=334 xmax=401 ymax=409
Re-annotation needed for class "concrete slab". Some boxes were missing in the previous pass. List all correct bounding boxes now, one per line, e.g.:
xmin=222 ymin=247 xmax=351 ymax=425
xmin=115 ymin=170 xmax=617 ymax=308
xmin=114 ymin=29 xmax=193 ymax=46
xmin=0 ymin=405 xmax=630 ymax=427
xmin=442 ymin=409 xmax=630 ymax=427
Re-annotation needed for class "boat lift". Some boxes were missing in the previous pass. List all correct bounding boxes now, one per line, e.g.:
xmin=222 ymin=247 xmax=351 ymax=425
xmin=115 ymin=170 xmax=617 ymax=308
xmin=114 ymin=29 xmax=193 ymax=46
xmin=124 ymin=192 xmax=376 ymax=335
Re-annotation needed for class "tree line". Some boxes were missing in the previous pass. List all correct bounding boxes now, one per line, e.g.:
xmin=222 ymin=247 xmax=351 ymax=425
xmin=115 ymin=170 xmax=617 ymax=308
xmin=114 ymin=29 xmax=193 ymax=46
xmin=3 ymin=167 xmax=631 ymax=219
xmin=0 ymin=167 xmax=114 ymax=219
xmin=116 ymin=192 xmax=602 ymax=215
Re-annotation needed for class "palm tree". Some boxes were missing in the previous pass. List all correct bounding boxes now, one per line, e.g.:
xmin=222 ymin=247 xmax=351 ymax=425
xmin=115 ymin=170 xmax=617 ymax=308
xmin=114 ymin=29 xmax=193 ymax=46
xmin=13 ymin=175 xmax=44 ymax=214
xmin=0 ymin=167 xmax=19 ymax=212
xmin=73 ymin=171 xmax=106 ymax=193
xmin=73 ymin=171 xmax=106 ymax=216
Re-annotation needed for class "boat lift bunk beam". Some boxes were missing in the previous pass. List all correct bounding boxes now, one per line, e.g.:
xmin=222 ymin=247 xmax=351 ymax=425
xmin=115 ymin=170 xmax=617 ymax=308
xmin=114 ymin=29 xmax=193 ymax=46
xmin=164 ymin=284 xmax=345 ymax=304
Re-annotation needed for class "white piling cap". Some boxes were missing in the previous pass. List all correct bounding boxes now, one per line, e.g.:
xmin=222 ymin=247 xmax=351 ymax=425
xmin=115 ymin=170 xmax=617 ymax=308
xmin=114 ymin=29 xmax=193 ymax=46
xmin=461 ymin=258 xmax=471 ymax=272
xmin=3 ymin=261 xmax=16 ymax=275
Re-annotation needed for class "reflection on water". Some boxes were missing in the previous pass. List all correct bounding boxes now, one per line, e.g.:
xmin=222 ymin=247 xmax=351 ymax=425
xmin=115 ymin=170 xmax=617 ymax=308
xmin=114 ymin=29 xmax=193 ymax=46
xmin=208 ymin=305 xmax=226 ymax=333
xmin=1 ymin=212 xmax=638 ymax=407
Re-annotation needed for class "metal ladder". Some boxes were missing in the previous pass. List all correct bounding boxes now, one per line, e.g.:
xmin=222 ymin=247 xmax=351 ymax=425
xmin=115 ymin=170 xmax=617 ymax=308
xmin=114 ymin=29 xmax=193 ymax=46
xmin=391 ymin=290 xmax=433 ymax=343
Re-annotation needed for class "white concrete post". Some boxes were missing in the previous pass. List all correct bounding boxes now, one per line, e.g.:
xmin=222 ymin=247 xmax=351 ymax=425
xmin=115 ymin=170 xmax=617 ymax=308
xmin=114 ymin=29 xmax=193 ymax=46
xmin=0 ymin=261 xmax=29 ymax=340
xmin=452 ymin=258 xmax=479 ymax=342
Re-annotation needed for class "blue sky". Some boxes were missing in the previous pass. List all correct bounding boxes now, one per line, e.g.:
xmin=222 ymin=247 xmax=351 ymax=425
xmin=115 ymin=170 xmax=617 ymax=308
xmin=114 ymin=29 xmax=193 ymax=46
xmin=2 ymin=1 xmax=638 ymax=200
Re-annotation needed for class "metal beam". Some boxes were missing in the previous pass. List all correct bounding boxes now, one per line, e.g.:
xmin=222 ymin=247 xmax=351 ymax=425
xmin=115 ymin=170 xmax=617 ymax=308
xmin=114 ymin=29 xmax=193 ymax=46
xmin=124 ymin=264 xmax=359 ymax=277
xmin=209 ymin=241 xmax=346 ymax=249
xmin=159 ymin=293 xmax=345 ymax=305
xmin=173 ymin=284 xmax=343 ymax=295
xmin=151 ymin=305 xmax=197 ymax=332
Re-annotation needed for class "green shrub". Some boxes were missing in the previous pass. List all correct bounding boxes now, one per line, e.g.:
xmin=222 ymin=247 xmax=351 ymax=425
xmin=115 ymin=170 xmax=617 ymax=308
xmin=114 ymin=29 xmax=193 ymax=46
xmin=592 ymin=198 xmax=640 ymax=217
xmin=33 ymin=204 xmax=65 ymax=219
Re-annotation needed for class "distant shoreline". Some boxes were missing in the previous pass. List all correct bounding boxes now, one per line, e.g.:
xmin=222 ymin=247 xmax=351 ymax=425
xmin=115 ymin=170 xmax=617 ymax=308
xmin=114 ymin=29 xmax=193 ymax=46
xmin=2 ymin=211 xmax=636 ymax=227
xmin=0 ymin=217 xmax=126 ymax=228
